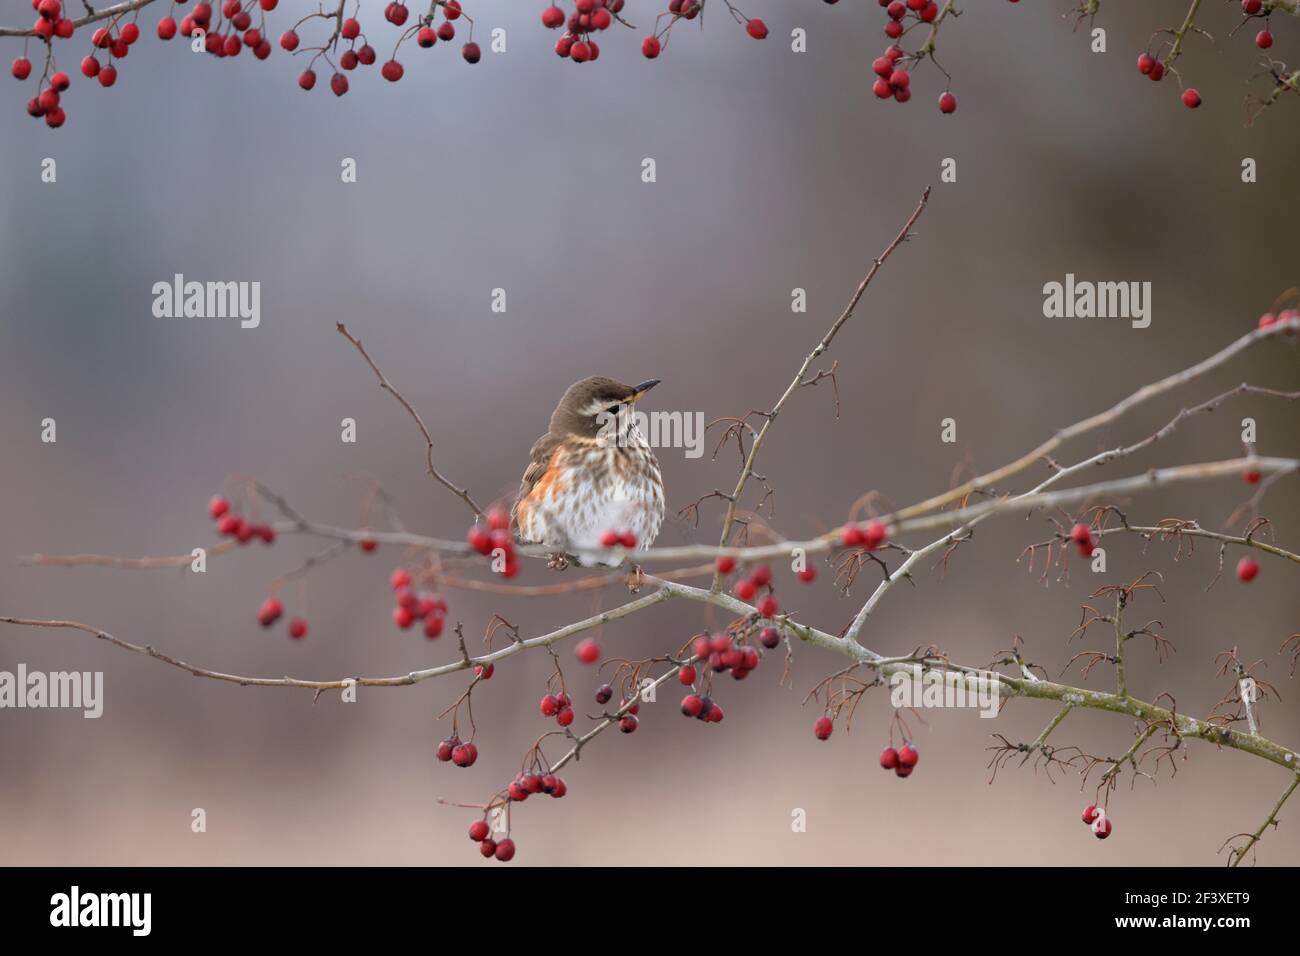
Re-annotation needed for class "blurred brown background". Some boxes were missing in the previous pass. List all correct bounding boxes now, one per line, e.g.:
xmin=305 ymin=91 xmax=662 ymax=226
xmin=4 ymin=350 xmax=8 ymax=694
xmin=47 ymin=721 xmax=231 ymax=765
xmin=0 ymin=0 xmax=1297 ymax=865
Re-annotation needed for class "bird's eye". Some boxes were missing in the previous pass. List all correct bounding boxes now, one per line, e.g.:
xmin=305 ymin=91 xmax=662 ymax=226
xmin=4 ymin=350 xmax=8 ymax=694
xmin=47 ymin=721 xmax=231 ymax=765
xmin=604 ymin=404 xmax=622 ymax=415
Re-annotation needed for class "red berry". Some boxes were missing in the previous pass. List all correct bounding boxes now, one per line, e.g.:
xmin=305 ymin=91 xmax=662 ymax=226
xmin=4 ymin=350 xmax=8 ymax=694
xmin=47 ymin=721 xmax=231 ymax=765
xmin=436 ymin=736 xmax=457 ymax=761
xmin=357 ymin=44 xmax=376 ymax=64
xmin=330 ymin=72 xmax=349 ymax=96
xmin=437 ymin=21 xmax=455 ymax=41
xmin=872 ymin=56 xmax=893 ymax=77
xmin=542 ymin=6 xmax=566 ymax=28
xmin=556 ymin=706 xmax=575 ymax=727
xmin=475 ymin=662 xmax=494 ymax=680
xmin=341 ymin=17 xmax=360 ymax=39
xmin=450 ymin=744 xmax=473 ymax=767
xmin=758 ymin=595 xmax=779 ymax=618
xmin=681 ymin=694 xmax=703 ymax=717
xmin=746 ymin=18 xmax=768 ymax=40
xmin=445 ymin=0 xmax=463 ymax=19
xmin=257 ymin=597 xmax=283 ymax=628
xmin=1243 ymin=0 xmax=1262 ymax=13
xmin=1148 ymin=60 xmax=1164 ymax=81
xmin=1237 ymin=557 xmax=1260 ymax=582
xmin=595 ymin=684 xmax=613 ymax=704
xmin=468 ymin=820 xmax=490 ymax=842
xmin=641 ymin=35 xmax=661 ymax=58
xmin=1257 ymin=30 xmax=1273 ymax=49
xmin=705 ymin=703 xmax=723 ymax=723
xmin=479 ymin=839 xmax=496 ymax=857
xmin=1181 ymin=88 xmax=1201 ymax=109
xmin=393 ymin=606 xmax=414 ymax=629
xmin=12 ymin=57 xmax=32 ymax=80
xmin=734 ymin=579 xmax=757 ymax=601
xmin=80 ymin=55 xmax=100 ymax=77
xmin=716 ymin=555 xmax=736 ymax=574
xmin=390 ymin=568 xmax=412 ymax=590
xmin=1082 ymin=805 xmax=1099 ymax=825
xmin=208 ymin=495 xmax=230 ymax=519
xmin=462 ymin=42 xmax=481 ymax=64
xmin=540 ymin=694 xmax=559 ymax=717
xmin=879 ymin=747 xmax=899 ymax=770
xmin=872 ymin=77 xmax=893 ymax=99
xmin=494 ymin=838 xmax=516 ymax=861
xmin=750 ymin=564 xmax=772 ymax=587
xmin=570 ymin=40 xmax=590 ymax=62
xmin=423 ymin=616 xmax=444 ymax=639
xmin=1137 ymin=53 xmax=1155 ymax=75
xmin=120 ymin=21 xmax=139 ymax=44
xmin=97 ymin=65 xmax=117 ymax=87
xmin=759 ymin=627 xmax=781 ymax=649
xmin=897 ymin=743 xmax=919 ymax=768
xmin=798 ymin=566 xmax=817 ymax=582
xmin=1259 ymin=312 xmax=1278 ymax=329
xmin=895 ymin=764 xmax=913 ymax=778
xmin=619 ymin=714 xmax=639 ymax=733
xmin=1242 ymin=470 xmax=1261 ymax=484
xmin=298 ymin=69 xmax=316 ymax=90
xmin=157 ymin=16 xmax=177 ymax=39
xmin=885 ymin=20 xmax=903 ymax=38
xmin=359 ymin=537 xmax=378 ymax=552
xmin=813 ymin=716 xmax=833 ymax=740
xmin=1094 ymin=817 xmax=1113 ymax=839
xmin=575 ymin=638 xmax=601 ymax=664
xmin=620 ymin=530 xmax=638 ymax=549
xmin=889 ymin=69 xmax=910 ymax=89
xmin=600 ymin=529 xmax=621 ymax=547
xmin=417 ymin=26 xmax=436 ymax=47
xmin=381 ymin=59 xmax=404 ymax=82
xmin=863 ymin=521 xmax=887 ymax=550
xmin=938 ymin=91 xmax=957 ymax=113
xmin=288 ymin=618 xmax=308 ymax=640
xmin=678 ymin=664 xmax=697 ymax=685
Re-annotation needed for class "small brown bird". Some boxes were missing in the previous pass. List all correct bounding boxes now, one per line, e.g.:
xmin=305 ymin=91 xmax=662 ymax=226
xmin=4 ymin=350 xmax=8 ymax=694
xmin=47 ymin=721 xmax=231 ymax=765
xmin=512 ymin=376 xmax=665 ymax=567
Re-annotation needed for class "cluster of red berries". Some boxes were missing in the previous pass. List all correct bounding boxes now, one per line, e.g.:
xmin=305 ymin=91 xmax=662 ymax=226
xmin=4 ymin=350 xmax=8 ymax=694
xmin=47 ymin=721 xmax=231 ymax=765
xmin=14 ymin=1 xmax=79 ymax=127
xmin=389 ymin=568 xmax=449 ymax=637
xmin=727 ymin=564 xmax=781 ymax=617
xmin=297 ymin=1 xmax=479 ymax=95
xmin=252 ymin=594 xmax=306 ymax=637
xmin=879 ymin=743 xmax=919 ymax=777
xmin=539 ymin=690 xmax=576 ymax=727
xmin=467 ymin=508 xmax=519 ymax=578
xmin=591 ymin=682 xmax=642 ymax=730
xmin=170 ymin=2 xmax=274 ymax=60
xmin=1082 ymin=804 xmax=1112 ymax=839
xmin=868 ymin=0 xmax=957 ymax=113
xmin=634 ymin=3 xmax=767 ymax=60
xmin=541 ymin=1 xmax=620 ymax=63
xmin=598 ymin=529 xmax=638 ymax=549
xmin=436 ymin=734 xmax=479 ymax=767
xmin=1133 ymin=52 xmax=1201 ymax=109
xmin=841 ymin=520 xmax=889 ymax=551
xmin=693 ymin=631 xmax=765 ymax=684
xmin=467 ymin=820 xmax=516 ymax=861
xmin=209 ymin=495 xmax=276 ymax=546
xmin=1259 ymin=307 xmax=1299 ymax=331
xmin=717 ymin=554 xmax=815 ymax=586
xmin=1242 ymin=0 xmax=1276 ymax=50
xmin=508 ymin=768 xmax=569 ymax=801
xmin=1068 ymin=522 xmax=1096 ymax=558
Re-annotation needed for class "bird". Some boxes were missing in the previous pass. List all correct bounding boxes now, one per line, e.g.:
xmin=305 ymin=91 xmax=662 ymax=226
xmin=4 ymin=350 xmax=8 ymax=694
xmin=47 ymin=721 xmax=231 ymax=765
xmin=512 ymin=376 xmax=665 ymax=568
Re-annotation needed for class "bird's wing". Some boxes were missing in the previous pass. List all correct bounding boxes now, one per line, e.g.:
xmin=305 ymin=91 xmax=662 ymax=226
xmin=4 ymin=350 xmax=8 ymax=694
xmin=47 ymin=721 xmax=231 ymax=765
xmin=511 ymin=432 xmax=563 ymax=534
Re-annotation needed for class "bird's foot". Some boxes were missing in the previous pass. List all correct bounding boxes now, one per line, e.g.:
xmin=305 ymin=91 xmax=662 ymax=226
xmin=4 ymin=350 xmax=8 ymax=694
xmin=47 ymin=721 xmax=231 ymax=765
xmin=546 ymin=552 xmax=571 ymax=571
xmin=625 ymin=564 xmax=645 ymax=593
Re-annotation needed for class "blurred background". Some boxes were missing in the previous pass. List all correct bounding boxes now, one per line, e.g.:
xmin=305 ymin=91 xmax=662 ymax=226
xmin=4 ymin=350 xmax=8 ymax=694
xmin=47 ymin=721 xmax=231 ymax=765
xmin=0 ymin=0 xmax=1297 ymax=866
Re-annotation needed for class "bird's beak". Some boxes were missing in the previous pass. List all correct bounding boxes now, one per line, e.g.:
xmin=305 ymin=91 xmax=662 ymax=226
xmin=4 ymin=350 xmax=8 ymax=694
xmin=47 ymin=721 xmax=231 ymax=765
xmin=631 ymin=379 xmax=661 ymax=402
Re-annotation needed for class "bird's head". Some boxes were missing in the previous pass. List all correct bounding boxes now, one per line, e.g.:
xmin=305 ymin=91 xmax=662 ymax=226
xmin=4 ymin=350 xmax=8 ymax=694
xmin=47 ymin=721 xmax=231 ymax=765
xmin=549 ymin=376 xmax=661 ymax=440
